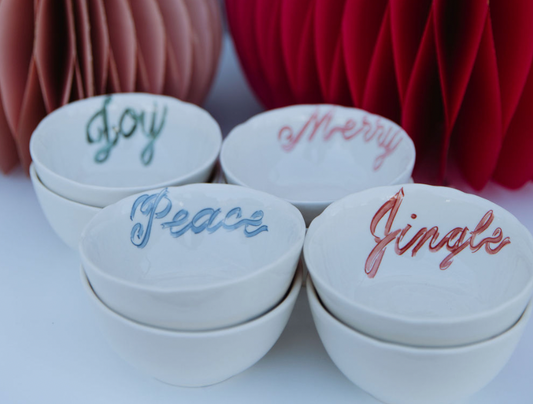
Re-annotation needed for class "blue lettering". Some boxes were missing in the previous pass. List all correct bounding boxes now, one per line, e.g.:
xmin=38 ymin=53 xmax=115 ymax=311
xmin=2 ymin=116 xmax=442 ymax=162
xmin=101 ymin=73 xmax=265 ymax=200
xmin=130 ymin=189 xmax=269 ymax=248
xmin=244 ymin=210 xmax=269 ymax=237
xmin=206 ymin=209 xmax=223 ymax=233
xmin=130 ymin=188 xmax=172 ymax=248
xmin=162 ymin=209 xmax=190 ymax=238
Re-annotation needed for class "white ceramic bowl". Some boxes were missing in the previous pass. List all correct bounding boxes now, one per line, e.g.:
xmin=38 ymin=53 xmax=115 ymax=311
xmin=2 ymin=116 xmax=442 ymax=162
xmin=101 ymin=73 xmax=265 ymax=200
xmin=307 ymin=276 xmax=532 ymax=404
xmin=82 ymin=266 xmax=302 ymax=387
xmin=220 ymin=105 xmax=415 ymax=225
xmin=30 ymin=93 xmax=222 ymax=207
xmin=29 ymin=163 xmax=227 ymax=251
xmin=304 ymin=184 xmax=533 ymax=347
xmin=80 ymin=184 xmax=306 ymax=331
xmin=30 ymin=163 xmax=101 ymax=250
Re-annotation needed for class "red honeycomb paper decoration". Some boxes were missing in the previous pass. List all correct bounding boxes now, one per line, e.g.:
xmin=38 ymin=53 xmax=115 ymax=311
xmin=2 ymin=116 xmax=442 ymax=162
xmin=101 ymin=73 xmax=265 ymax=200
xmin=226 ymin=0 xmax=533 ymax=190
xmin=0 ymin=0 xmax=223 ymax=174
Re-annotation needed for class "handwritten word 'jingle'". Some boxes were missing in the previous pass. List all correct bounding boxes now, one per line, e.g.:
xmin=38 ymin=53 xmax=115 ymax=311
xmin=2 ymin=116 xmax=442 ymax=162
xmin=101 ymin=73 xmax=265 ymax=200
xmin=277 ymin=108 xmax=403 ymax=170
xmin=364 ymin=188 xmax=511 ymax=278
xmin=130 ymin=188 xmax=268 ymax=248
xmin=86 ymin=96 xmax=167 ymax=166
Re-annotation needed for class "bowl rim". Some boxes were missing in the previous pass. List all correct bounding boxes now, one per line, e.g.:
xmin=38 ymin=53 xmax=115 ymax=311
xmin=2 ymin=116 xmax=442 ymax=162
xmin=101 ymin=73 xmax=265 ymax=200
xmin=30 ymin=93 xmax=222 ymax=193
xmin=81 ymin=265 xmax=303 ymax=336
xmin=220 ymin=103 xmax=416 ymax=206
xmin=79 ymin=183 xmax=306 ymax=293
xmin=306 ymin=275 xmax=532 ymax=353
xmin=304 ymin=183 xmax=533 ymax=326
xmin=29 ymin=163 xmax=102 ymax=211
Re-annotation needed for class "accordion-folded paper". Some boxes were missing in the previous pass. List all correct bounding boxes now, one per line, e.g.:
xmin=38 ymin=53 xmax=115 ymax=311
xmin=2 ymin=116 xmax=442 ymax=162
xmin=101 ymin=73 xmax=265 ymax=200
xmin=0 ymin=0 xmax=222 ymax=174
xmin=226 ymin=0 xmax=533 ymax=190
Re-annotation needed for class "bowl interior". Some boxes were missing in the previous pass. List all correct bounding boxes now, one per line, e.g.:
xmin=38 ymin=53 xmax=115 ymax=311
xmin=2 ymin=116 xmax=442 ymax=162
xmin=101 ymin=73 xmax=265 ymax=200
xmin=81 ymin=184 xmax=305 ymax=289
xmin=31 ymin=93 xmax=221 ymax=188
xmin=305 ymin=184 xmax=533 ymax=320
xmin=221 ymin=105 xmax=415 ymax=203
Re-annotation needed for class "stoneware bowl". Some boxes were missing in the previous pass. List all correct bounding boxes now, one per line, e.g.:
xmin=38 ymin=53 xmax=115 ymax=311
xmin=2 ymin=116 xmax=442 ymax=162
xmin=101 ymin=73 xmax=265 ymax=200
xmin=30 ymin=163 xmax=226 ymax=251
xmin=82 ymin=266 xmax=302 ymax=387
xmin=304 ymin=184 xmax=533 ymax=347
xmin=30 ymin=163 xmax=100 ymax=250
xmin=307 ymin=276 xmax=532 ymax=404
xmin=220 ymin=105 xmax=415 ymax=225
xmin=80 ymin=184 xmax=306 ymax=331
xmin=30 ymin=93 xmax=222 ymax=208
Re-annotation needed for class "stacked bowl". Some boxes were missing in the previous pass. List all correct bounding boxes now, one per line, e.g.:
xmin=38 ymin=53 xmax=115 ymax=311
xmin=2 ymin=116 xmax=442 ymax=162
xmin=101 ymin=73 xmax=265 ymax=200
xmin=29 ymin=93 xmax=222 ymax=249
xmin=27 ymin=91 xmax=533 ymax=397
xmin=79 ymin=184 xmax=306 ymax=386
xmin=304 ymin=184 xmax=533 ymax=404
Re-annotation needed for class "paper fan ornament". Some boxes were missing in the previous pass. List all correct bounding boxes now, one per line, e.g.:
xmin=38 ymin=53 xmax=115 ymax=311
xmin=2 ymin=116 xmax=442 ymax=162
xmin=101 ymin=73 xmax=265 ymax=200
xmin=226 ymin=0 xmax=533 ymax=190
xmin=0 ymin=0 xmax=223 ymax=174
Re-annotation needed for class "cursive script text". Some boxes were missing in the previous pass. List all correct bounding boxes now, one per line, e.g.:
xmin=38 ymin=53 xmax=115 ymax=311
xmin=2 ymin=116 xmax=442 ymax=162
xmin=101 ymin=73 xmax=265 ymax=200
xmin=86 ymin=96 xmax=167 ymax=165
xmin=130 ymin=188 xmax=268 ymax=248
xmin=277 ymin=108 xmax=403 ymax=170
xmin=364 ymin=188 xmax=511 ymax=278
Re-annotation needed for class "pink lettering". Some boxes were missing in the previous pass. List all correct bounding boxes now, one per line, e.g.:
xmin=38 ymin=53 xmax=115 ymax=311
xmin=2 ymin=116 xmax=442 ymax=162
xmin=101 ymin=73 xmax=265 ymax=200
xmin=278 ymin=109 xmax=333 ymax=152
xmin=364 ymin=188 xmax=511 ymax=278
xmin=278 ymin=108 xmax=403 ymax=171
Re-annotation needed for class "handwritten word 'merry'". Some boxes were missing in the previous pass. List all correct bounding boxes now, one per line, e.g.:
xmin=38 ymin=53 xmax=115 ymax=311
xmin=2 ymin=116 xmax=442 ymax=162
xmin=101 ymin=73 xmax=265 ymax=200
xmin=277 ymin=108 xmax=403 ymax=170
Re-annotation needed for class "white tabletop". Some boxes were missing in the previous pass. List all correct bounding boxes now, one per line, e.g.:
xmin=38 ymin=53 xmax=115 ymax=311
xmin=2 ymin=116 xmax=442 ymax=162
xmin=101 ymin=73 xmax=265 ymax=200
xmin=1 ymin=36 xmax=532 ymax=404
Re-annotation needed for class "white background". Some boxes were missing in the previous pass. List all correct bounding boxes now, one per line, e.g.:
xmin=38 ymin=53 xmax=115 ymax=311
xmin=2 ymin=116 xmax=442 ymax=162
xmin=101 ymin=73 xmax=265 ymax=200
xmin=1 ymin=35 xmax=532 ymax=404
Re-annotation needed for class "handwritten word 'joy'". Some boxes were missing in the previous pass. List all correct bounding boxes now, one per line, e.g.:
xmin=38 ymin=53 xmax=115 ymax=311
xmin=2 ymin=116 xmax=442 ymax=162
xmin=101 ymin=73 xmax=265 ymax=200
xmin=364 ymin=188 xmax=511 ymax=278
xmin=130 ymin=188 xmax=268 ymax=248
xmin=86 ymin=96 xmax=167 ymax=166
xmin=277 ymin=108 xmax=403 ymax=170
